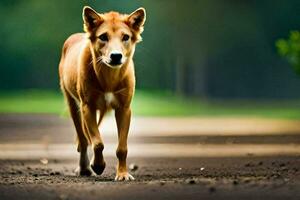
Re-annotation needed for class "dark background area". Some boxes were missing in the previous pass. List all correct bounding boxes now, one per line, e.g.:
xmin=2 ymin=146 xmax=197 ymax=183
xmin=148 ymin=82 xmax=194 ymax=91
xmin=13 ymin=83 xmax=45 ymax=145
xmin=1 ymin=0 xmax=300 ymax=99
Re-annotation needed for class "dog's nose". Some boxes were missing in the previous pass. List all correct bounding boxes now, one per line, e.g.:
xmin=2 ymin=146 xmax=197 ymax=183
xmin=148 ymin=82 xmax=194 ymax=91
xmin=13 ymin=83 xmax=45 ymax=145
xmin=110 ymin=53 xmax=122 ymax=65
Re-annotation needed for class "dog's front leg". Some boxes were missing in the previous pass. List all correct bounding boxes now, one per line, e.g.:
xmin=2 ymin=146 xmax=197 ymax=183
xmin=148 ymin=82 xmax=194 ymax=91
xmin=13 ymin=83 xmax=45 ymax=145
xmin=81 ymin=103 xmax=106 ymax=175
xmin=114 ymin=107 xmax=134 ymax=181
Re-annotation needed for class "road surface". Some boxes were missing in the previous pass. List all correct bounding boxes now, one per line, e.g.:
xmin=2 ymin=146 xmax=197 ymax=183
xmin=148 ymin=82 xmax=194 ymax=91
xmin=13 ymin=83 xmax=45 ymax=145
xmin=0 ymin=114 xmax=299 ymax=200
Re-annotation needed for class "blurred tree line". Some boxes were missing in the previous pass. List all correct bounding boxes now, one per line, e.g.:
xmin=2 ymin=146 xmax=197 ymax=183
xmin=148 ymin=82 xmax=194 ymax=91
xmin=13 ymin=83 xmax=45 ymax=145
xmin=1 ymin=0 xmax=300 ymax=99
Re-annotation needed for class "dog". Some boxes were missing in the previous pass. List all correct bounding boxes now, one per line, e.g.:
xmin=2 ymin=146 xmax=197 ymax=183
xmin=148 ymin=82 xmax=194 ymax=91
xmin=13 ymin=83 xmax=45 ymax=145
xmin=58 ymin=6 xmax=146 ymax=181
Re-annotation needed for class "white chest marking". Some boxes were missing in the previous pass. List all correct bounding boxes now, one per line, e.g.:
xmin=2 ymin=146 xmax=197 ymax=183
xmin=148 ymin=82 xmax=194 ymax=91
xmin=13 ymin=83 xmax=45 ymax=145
xmin=104 ymin=92 xmax=115 ymax=106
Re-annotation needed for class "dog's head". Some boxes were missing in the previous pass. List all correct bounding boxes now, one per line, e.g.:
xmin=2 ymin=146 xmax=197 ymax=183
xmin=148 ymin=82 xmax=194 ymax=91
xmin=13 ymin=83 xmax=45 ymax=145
xmin=83 ymin=6 xmax=146 ymax=69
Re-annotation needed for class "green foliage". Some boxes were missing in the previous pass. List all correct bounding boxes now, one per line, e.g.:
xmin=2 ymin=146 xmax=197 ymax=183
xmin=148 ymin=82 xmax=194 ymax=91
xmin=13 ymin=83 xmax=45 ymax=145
xmin=276 ymin=31 xmax=300 ymax=75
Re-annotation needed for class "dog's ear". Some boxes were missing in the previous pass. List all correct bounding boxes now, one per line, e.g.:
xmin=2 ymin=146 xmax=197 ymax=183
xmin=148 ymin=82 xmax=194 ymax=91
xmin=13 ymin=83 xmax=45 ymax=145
xmin=127 ymin=8 xmax=146 ymax=33
xmin=82 ymin=6 xmax=103 ymax=33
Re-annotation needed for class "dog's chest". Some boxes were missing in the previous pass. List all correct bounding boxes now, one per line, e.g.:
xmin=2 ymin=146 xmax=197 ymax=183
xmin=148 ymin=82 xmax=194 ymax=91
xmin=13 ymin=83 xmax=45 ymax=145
xmin=97 ymin=92 xmax=118 ymax=108
xmin=104 ymin=92 xmax=116 ymax=105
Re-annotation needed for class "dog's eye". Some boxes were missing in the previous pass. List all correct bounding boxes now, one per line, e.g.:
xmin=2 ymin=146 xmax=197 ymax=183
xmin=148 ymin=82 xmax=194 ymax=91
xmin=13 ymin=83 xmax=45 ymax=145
xmin=122 ymin=34 xmax=130 ymax=41
xmin=99 ymin=33 xmax=108 ymax=42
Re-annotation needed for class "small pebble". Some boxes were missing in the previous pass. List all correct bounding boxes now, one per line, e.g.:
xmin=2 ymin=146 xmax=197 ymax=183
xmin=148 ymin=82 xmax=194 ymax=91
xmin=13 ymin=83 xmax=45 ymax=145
xmin=40 ymin=158 xmax=48 ymax=165
xmin=293 ymin=168 xmax=298 ymax=172
xmin=279 ymin=163 xmax=286 ymax=167
xmin=188 ymin=179 xmax=196 ymax=184
xmin=244 ymin=179 xmax=251 ymax=183
xmin=160 ymin=181 xmax=165 ymax=186
xmin=129 ymin=163 xmax=138 ymax=172
xmin=245 ymin=163 xmax=252 ymax=167
xmin=209 ymin=186 xmax=216 ymax=193
xmin=280 ymin=167 xmax=288 ymax=171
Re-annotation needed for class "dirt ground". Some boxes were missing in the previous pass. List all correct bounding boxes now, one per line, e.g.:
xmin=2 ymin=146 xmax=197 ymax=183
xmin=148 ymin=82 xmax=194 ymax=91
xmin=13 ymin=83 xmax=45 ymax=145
xmin=0 ymin=114 xmax=299 ymax=200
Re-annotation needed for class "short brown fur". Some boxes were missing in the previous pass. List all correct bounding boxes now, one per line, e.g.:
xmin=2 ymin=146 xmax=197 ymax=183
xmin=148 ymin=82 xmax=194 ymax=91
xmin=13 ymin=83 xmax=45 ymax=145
xmin=59 ymin=6 xmax=146 ymax=180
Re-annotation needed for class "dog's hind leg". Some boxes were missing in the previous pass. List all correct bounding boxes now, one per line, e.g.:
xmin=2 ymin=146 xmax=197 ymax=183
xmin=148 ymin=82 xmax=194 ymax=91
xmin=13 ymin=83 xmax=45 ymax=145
xmin=64 ymin=91 xmax=92 ymax=176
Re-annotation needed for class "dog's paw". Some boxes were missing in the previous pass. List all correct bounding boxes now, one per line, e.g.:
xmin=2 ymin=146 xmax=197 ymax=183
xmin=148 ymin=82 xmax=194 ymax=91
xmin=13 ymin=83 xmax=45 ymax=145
xmin=115 ymin=172 xmax=135 ymax=181
xmin=75 ymin=166 xmax=93 ymax=176
xmin=91 ymin=162 xmax=106 ymax=175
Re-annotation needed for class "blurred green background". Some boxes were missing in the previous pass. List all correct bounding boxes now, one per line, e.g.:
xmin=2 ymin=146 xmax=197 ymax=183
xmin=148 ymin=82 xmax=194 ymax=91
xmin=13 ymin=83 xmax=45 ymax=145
xmin=1 ymin=0 xmax=300 ymax=118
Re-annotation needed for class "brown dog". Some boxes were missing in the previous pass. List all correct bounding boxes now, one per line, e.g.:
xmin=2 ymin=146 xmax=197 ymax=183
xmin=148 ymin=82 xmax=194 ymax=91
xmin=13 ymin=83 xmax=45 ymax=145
xmin=58 ymin=6 xmax=146 ymax=181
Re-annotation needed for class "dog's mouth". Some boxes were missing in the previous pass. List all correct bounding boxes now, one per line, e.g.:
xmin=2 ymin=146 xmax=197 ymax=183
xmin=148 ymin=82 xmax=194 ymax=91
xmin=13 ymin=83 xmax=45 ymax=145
xmin=101 ymin=56 xmax=126 ymax=69
xmin=104 ymin=61 xmax=122 ymax=69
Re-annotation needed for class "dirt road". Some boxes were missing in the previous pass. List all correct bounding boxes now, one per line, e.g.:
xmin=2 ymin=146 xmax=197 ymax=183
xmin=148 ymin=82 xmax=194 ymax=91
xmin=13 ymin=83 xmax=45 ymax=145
xmin=0 ymin=114 xmax=299 ymax=200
